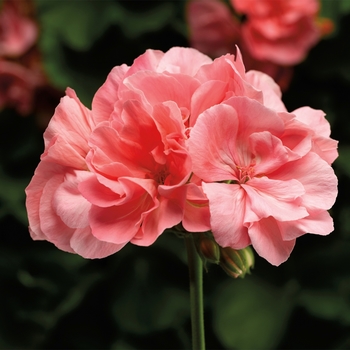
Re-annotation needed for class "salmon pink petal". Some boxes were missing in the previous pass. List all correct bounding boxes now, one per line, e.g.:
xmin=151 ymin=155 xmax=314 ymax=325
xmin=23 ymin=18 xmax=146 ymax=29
xmin=89 ymin=191 xmax=156 ymax=245
xmin=292 ymin=107 xmax=338 ymax=164
xmin=25 ymin=161 xmax=73 ymax=251
xmin=293 ymin=107 xmax=330 ymax=137
xmin=245 ymin=70 xmax=287 ymax=112
xmin=123 ymin=71 xmax=197 ymax=111
xmin=44 ymin=88 xmax=94 ymax=147
xmin=195 ymin=55 xmax=263 ymax=103
xmin=202 ymin=182 xmax=251 ymax=249
xmin=188 ymin=103 xmax=239 ymax=182
xmin=248 ymin=217 xmax=296 ymax=266
xmin=270 ymin=153 xmax=337 ymax=211
xmin=38 ymin=173 xmax=76 ymax=253
xmin=223 ymin=96 xmax=284 ymax=141
xmin=182 ymin=183 xmax=211 ymax=232
xmin=158 ymin=46 xmax=212 ymax=76
xmin=87 ymin=124 xmax=153 ymax=178
xmin=42 ymin=88 xmax=94 ymax=168
xmin=125 ymin=49 xmax=164 ymax=77
xmin=280 ymin=118 xmax=312 ymax=160
xmin=80 ymin=176 xmax=156 ymax=207
xmin=280 ymin=210 xmax=334 ymax=241
xmin=249 ymin=131 xmax=289 ymax=174
xmin=92 ymin=64 xmax=129 ymax=124
xmin=242 ymin=177 xmax=307 ymax=222
xmin=134 ymin=196 xmax=184 ymax=246
xmin=78 ymin=175 xmax=125 ymax=208
xmin=152 ymin=102 xmax=186 ymax=148
xmin=43 ymin=135 xmax=89 ymax=169
xmin=190 ymin=80 xmax=228 ymax=126
xmin=53 ymin=171 xmax=93 ymax=228
xmin=70 ymin=227 xmax=126 ymax=259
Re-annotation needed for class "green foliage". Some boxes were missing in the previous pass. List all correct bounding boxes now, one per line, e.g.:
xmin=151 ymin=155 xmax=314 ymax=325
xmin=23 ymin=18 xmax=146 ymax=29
xmin=1 ymin=1 xmax=350 ymax=349
xmin=34 ymin=0 xmax=180 ymax=105
xmin=112 ymin=256 xmax=189 ymax=334
xmin=320 ymin=0 xmax=350 ymax=34
xmin=299 ymin=289 xmax=350 ymax=325
xmin=213 ymin=278 xmax=294 ymax=349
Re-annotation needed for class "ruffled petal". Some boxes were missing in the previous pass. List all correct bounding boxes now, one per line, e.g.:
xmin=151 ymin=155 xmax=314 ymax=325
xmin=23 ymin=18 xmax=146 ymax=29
xmin=92 ymin=64 xmax=129 ymax=124
xmin=248 ymin=217 xmax=296 ymax=266
xmin=242 ymin=177 xmax=307 ymax=222
xmin=269 ymin=152 xmax=338 ymax=211
xmin=203 ymin=182 xmax=251 ymax=249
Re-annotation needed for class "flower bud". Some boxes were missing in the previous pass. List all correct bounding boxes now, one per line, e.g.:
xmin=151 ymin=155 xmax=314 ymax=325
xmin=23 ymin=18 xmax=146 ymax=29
xmin=194 ymin=232 xmax=220 ymax=265
xmin=219 ymin=246 xmax=254 ymax=278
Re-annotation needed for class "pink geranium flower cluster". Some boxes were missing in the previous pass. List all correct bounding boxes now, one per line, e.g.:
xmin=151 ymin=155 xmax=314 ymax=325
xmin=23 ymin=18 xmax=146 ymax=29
xmin=0 ymin=0 xmax=42 ymax=115
xmin=186 ymin=0 xmax=332 ymax=91
xmin=0 ymin=0 xmax=61 ymax=119
xmin=25 ymin=47 xmax=338 ymax=266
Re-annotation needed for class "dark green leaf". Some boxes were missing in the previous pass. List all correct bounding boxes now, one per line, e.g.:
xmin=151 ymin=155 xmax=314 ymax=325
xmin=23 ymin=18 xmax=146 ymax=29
xmin=213 ymin=277 xmax=294 ymax=349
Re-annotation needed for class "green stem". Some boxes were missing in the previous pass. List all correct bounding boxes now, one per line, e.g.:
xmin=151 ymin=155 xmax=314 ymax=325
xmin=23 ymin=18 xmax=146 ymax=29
xmin=185 ymin=234 xmax=205 ymax=350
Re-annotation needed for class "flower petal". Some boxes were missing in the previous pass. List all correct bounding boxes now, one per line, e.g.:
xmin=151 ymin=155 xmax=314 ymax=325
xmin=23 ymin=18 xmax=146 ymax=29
xmin=242 ymin=177 xmax=307 ymax=222
xmin=92 ymin=64 xmax=129 ymax=124
xmin=188 ymin=103 xmax=239 ymax=181
xmin=202 ymin=182 xmax=251 ymax=249
xmin=248 ymin=217 xmax=296 ymax=266
xmin=280 ymin=210 xmax=334 ymax=240
xmin=53 ymin=171 xmax=92 ymax=228
xmin=269 ymin=152 xmax=338 ymax=211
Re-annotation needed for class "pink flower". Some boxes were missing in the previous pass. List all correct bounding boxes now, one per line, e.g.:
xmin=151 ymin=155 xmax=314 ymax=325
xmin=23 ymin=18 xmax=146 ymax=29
xmin=231 ymin=0 xmax=321 ymax=65
xmin=185 ymin=0 xmax=293 ymax=89
xmin=0 ymin=0 xmax=38 ymax=57
xmin=26 ymin=48 xmax=217 ymax=258
xmin=0 ymin=60 xmax=43 ymax=115
xmin=186 ymin=0 xmax=240 ymax=57
xmin=26 ymin=47 xmax=337 ymax=263
xmin=188 ymin=96 xmax=337 ymax=266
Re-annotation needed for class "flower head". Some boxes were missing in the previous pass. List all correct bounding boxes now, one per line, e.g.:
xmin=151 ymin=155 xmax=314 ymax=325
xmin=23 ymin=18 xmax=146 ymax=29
xmin=188 ymin=95 xmax=337 ymax=266
xmin=0 ymin=0 xmax=38 ymax=57
xmin=26 ymin=47 xmax=337 ymax=264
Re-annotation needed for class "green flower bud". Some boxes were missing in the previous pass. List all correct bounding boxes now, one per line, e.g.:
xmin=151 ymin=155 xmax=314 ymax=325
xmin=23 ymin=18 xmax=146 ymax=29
xmin=219 ymin=246 xmax=254 ymax=278
xmin=194 ymin=232 xmax=220 ymax=265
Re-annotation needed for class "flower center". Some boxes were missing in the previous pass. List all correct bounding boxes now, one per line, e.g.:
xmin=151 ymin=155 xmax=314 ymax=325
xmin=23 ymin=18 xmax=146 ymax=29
xmin=236 ymin=164 xmax=255 ymax=184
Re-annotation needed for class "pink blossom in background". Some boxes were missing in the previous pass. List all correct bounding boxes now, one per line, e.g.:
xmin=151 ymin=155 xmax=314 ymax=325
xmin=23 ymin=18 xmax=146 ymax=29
xmin=186 ymin=0 xmax=327 ymax=90
xmin=186 ymin=0 xmax=240 ymax=57
xmin=0 ymin=60 xmax=43 ymax=115
xmin=26 ymin=47 xmax=337 ymax=264
xmin=0 ymin=0 xmax=38 ymax=57
xmin=232 ymin=0 xmax=321 ymax=65
xmin=0 ymin=0 xmax=62 ymax=119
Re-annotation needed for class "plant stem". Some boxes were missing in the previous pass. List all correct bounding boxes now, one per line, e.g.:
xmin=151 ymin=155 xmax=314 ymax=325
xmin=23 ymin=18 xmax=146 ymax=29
xmin=185 ymin=234 xmax=205 ymax=350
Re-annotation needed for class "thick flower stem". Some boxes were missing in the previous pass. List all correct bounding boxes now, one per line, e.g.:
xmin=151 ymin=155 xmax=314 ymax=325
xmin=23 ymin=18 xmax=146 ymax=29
xmin=185 ymin=234 xmax=205 ymax=350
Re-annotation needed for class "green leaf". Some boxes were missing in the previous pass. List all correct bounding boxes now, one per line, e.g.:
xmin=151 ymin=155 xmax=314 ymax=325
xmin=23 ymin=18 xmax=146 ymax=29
xmin=119 ymin=3 xmax=175 ymax=39
xmin=34 ymin=0 xmax=121 ymax=51
xmin=112 ymin=258 xmax=189 ymax=334
xmin=339 ymin=0 xmax=350 ymax=14
xmin=213 ymin=277 xmax=294 ymax=349
xmin=298 ymin=289 xmax=350 ymax=325
xmin=113 ymin=284 xmax=189 ymax=334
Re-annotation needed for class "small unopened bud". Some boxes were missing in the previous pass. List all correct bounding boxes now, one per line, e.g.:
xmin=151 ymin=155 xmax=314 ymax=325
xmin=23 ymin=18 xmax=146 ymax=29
xmin=219 ymin=246 xmax=254 ymax=279
xmin=194 ymin=232 xmax=220 ymax=265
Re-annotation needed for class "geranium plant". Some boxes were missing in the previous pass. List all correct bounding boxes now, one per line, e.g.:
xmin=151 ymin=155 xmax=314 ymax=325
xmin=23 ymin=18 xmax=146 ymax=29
xmin=25 ymin=46 xmax=337 ymax=349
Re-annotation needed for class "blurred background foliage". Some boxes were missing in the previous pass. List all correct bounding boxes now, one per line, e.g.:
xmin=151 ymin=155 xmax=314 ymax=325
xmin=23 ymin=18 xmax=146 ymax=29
xmin=1 ymin=0 xmax=350 ymax=349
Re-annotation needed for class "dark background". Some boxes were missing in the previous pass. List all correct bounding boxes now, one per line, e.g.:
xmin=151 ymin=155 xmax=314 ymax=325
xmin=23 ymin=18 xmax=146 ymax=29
xmin=1 ymin=1 xmax=350 ymax=349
